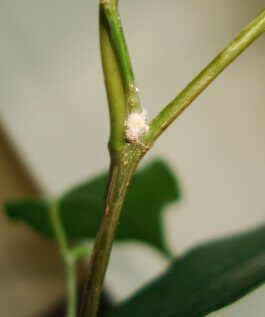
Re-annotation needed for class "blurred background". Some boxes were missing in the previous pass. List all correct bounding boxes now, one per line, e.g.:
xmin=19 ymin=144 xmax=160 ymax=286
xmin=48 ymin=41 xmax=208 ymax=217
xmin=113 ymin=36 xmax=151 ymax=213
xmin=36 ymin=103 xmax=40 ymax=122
xmin=0 ymin=0 xmax=265 ymax=316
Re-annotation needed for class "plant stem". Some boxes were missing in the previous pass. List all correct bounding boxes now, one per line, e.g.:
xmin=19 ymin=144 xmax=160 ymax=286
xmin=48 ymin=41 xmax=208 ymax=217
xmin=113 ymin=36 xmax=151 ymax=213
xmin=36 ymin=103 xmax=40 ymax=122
xmin=80 ymin=2 xmax=145 ymax=315
xmin=72 ymin=244 xmax=91 ymax=262
xmin=80 ymin=147 xmax=143 ymax=317
xmin=101 ymin=0 xmax=141 ymax=120
xmin=100 ymin=6 xmax=126 ymax=149
xmin=65 ymin=253 xmax=77 ymax=317
xmin=49 ymin=201 xmax=77 ymax=317
xmin=80 ymin=6 xmax=265 ymax=317
xmin=144 ymin=9 xmax=265 ymax=145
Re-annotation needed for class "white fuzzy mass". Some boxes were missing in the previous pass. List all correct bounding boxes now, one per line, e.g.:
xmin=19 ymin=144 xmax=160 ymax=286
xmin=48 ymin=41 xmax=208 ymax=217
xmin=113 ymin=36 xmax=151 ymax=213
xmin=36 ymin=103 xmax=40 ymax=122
xmin=125 ymin=110 xmax=149 ymax=142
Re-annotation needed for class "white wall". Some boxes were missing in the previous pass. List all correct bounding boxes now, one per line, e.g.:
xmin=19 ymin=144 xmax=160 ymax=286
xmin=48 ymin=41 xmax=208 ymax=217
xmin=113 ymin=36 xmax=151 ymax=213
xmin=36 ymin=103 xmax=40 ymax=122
xmin=0 ymin=1 xmax=265 ymax=316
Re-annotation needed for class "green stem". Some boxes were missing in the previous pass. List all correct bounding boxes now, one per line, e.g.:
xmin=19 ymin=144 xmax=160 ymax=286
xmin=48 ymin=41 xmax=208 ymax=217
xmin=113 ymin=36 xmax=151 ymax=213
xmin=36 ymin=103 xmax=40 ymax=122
xmin=80 ymin=146 xmax=143 ymax=317
xmin=49 ymin=201 xmax=77 ymax=317
xmin=80 ymin=6 xmax=265 ymax=317
xmin=101 ymin=0 xmax=141 ymax=115
xmin=65 ymin=253 xmax=77 ymax=317
xmin=72 ymin=244 xmax=91 ymax=263
xmin=100 ymin=7 xmax=126 ymax=149
xmin=144 ymin=9 xmax=265 ymax=145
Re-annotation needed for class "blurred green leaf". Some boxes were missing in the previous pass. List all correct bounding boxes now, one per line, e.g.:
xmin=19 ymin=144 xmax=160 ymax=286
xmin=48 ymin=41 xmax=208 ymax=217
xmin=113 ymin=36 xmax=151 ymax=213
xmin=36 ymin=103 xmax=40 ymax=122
xmin=5 ymin=159 xmax=181 ymax=255
xmin=108 ymin=224 xmax=265 ymax=317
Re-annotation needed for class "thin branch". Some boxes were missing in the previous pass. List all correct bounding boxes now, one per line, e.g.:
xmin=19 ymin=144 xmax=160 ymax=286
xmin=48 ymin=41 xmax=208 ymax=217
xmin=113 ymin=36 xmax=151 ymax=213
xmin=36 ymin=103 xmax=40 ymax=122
xmin=49 ymin=201 xmax=77 ymax=317
xmin=100 ymin=7 xmax=126 ymax=149
xmin=101 ymin=0 xmax=141 ymax=115
xmin=65 ymin=253 xmax=77 ymax=317
xmin=143 ymin=9 xmax=265 ymax=145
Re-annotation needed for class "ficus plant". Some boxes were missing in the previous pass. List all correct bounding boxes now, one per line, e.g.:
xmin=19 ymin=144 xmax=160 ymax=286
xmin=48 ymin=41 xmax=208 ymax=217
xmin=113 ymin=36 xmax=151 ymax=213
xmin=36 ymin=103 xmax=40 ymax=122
xmin=4 ymin=2 xmax=265 ymax=317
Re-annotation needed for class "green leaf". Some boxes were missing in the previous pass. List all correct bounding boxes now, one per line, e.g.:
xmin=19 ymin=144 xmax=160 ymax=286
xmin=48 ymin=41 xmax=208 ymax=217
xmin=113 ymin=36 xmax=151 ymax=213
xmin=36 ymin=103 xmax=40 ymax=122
xmin=108 ymin=224 xmax=265 ymax=317
xmin=5 ymin=159 xmax=181 ymax=255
